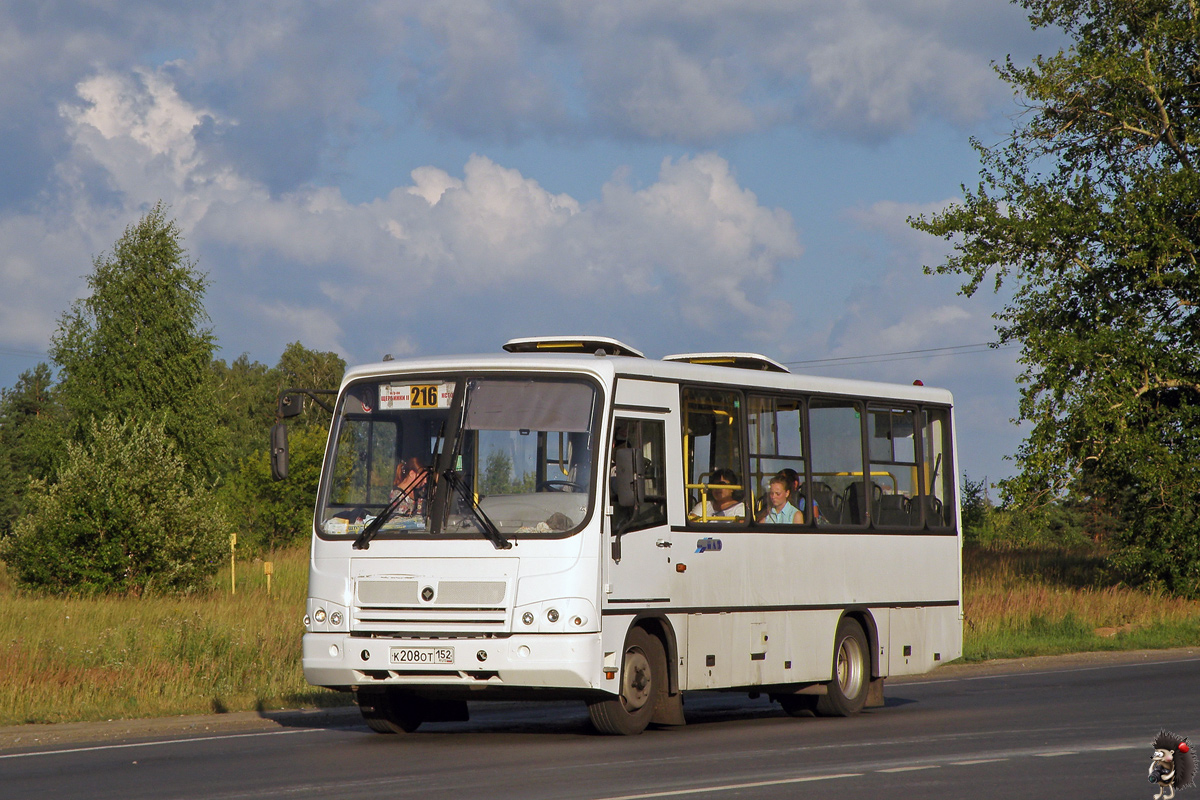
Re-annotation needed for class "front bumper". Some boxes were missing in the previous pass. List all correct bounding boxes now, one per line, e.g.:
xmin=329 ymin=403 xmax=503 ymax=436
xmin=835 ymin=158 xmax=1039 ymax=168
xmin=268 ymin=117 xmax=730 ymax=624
xmin=303 ymin=631 xmax=608 ymax=694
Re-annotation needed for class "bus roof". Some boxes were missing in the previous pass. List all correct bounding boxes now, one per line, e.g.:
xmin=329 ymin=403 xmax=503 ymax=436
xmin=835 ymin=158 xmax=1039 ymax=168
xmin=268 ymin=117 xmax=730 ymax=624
xmin=341 ymin=340 xmax=955 ymax=406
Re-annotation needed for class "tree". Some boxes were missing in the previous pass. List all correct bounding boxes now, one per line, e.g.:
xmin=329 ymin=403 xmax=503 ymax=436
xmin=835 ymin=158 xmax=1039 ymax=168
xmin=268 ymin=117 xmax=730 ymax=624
xmin=210 ymin=353 xmax=279 ymax=476
xmin=219 ymin=425 xmax=329 ymax=552
xmin=211 ymin=343 xmax=343 ymax=551
xmin=2 ymin=416 xmax=231 ymax=595
xmin=0 ymin=364 xmax=64 ymax=535
xmin=50 ymin=202 xmax=220 ymax=480
xmin=276 ymin=341 xmax=344 ymax=424
xmin=911 ymin=1 xmax=1200 ymax=593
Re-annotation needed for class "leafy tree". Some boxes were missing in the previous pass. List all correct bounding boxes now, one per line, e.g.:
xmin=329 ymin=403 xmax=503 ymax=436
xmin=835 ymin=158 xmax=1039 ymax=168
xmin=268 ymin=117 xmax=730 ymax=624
xmin=50 ymin=202 xmax=220 ymax=480
xmin=219 ymin=425 xmax=329 ymax=552
xmin=212 ymin=343 xmax=343 ymax=551
xmin=276 ymin=341 xmax=344 ymax=425
xmin=912 ymin=1 xmax=1200 ymax=594
xmin=211 ymin=353 xmax=279 ymax=476
xmin=2 ymin=416 xmax=231 ymax=595
xmin=0 ymin=364 xmax=64 ymax=535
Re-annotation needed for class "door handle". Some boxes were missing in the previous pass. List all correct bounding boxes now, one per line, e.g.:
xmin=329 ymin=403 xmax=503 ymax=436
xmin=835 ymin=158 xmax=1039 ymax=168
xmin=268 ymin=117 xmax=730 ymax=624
xmin=655 ymin=539 xmax=672 ymax=548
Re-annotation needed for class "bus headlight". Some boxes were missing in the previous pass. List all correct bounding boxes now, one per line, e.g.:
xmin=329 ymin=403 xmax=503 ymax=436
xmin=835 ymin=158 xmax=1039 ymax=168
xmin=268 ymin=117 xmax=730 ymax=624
xmin=314 ymin=608 xmax=327 ymax=623
xmin=513 ymin=599 xmax=597 ymax=632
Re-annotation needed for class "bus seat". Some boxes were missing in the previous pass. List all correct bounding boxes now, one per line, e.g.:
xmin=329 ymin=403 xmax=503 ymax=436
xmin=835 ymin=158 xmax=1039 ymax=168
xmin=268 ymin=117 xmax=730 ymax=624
xmin=811 ymin=482 xmax=840 ymax=524
xmin=876 ymin=494 xmax=910 ymax=526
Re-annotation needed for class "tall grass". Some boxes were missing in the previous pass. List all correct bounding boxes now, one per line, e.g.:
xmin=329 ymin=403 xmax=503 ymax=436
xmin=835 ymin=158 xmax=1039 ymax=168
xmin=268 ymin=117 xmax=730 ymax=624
xmin=963 ymin=546 xmax=1200 ymax=660
xmin=0 ymin=547 xmax=349 ymax=726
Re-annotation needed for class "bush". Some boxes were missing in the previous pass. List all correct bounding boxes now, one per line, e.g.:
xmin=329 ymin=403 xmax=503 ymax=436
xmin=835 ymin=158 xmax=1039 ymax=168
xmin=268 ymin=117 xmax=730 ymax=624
xmin=1 ymin=416 xmax=231 ymax=595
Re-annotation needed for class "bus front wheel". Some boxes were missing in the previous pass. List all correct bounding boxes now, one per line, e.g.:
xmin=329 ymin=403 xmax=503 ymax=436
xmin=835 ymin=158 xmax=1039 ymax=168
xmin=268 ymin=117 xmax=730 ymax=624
xmin=816 ymin=618 xmax=869 ymax=717
xmin=357 ymin=689 xmax=423 ymax=734
xmin=588 ymin=627 xmax=665 ymax=735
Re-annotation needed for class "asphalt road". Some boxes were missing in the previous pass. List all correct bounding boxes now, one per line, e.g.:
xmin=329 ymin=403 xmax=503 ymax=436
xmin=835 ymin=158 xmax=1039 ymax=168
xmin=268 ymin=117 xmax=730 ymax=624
xmin=2 ymin=649 xmax=1197 ymax=800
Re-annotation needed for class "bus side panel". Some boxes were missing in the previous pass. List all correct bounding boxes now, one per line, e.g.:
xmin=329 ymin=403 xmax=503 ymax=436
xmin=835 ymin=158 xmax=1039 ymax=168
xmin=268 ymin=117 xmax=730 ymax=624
xmin=888 ymin=605 xmax=961 ymax=675
xmin=681 ymin=609 xmax=842 ymax=690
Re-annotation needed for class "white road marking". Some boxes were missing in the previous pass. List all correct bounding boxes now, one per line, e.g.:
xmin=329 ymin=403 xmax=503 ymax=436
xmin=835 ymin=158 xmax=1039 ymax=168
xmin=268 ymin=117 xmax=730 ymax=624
xmin=0 ymin=727 xmax=319 ymax=760
xmin=592 ymin=772 xmax=863 ymax=800
xmin=878 ymin=765 xmax=940 ymax=773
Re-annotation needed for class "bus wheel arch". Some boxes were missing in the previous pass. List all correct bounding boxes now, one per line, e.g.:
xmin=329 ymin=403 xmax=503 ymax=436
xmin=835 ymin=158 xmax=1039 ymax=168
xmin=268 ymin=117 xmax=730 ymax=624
xmin=815 ymin=614 xmax=871 ymax=717
xmin=588 ymin=625 xmax=666 ymax=735
xmin=840 ymin=607 xmax=880 ymax=679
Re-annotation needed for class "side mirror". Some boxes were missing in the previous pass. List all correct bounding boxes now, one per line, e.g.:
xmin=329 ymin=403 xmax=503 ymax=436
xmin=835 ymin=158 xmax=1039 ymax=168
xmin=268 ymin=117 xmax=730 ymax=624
xmin=270 ymin=422 xmax=289 ymax=481
xmin=613 ymin=447 xmax=644 ymax=508
xmin=277 ymin=393 xmax=305 ymax=419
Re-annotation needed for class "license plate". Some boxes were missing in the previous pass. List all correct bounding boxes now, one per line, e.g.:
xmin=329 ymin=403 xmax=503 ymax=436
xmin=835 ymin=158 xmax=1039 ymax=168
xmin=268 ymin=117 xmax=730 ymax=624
xmin=390 ymin=646 xmax=455 ymax=666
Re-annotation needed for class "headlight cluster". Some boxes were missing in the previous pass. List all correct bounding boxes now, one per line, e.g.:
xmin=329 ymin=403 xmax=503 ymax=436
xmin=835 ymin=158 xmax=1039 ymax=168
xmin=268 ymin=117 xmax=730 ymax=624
xmin=514 ymin=599 xmax=595 ymax=632
xmin=306 ymin=600 xmax=348 ymax=632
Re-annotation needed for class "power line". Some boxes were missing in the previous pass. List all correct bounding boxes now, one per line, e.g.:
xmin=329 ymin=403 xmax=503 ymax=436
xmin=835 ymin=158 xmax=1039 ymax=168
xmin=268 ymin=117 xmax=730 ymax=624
xmin=0 ymin=347 xmax=49 ymax=359
xmin=785 ymin=341 xmax=1015 ymax=369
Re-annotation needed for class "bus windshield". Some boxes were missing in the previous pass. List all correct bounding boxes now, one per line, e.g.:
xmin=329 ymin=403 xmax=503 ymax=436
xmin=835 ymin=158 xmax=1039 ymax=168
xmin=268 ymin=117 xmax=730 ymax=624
xmin=317 ymin=374 xmax=599 ymax=542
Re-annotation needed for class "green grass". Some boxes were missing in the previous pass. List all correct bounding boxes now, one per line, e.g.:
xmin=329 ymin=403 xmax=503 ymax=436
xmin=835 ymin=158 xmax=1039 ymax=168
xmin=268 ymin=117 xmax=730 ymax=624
xmin=2 ymin=543 xmax=1199 ymax=725
xmin=0 ymin=547 xmax=350 ymax=725
xmin=962 ymin=545 xmax=1200 ymax=661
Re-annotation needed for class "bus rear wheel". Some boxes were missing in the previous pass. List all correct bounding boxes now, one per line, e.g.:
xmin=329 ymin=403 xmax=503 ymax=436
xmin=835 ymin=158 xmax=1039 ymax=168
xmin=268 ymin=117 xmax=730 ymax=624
xmin=357 ymin=689 xmax=423 ymax=734
xmin=816 ymin=618 xmax=869 ymax=717
xmin=588 ymin=627 xmax=665 ymax=735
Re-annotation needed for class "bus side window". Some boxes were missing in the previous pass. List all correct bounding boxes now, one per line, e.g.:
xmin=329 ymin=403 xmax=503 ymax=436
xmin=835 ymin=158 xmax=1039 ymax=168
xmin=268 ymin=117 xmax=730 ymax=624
xmin=809 ymin=399 xmax=866 ymax=526
xmin=920 ymin=408 xmax=953 ymax=528
xmin=682 ymin=388 xmax=746 ymax=524
xmin=747 ymin=395 xmax=809 ymax=524
xmin=868 ymin=405 xmax=919 ymax=528
xmin=610 ymin=418 xmax=667 ymax=531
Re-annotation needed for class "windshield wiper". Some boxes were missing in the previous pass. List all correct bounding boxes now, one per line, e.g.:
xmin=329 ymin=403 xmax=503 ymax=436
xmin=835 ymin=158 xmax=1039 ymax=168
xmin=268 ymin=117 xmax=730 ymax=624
xmin=443 ymin=470 xmax=511 ymax=550
xmin=351 ymin=470 xmax=431 ymax=550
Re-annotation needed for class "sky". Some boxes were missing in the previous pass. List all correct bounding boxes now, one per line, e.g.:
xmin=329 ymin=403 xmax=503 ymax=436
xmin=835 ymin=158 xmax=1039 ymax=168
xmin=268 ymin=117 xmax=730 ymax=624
xmin=0 ymin=0 xmax=1067 ymax=485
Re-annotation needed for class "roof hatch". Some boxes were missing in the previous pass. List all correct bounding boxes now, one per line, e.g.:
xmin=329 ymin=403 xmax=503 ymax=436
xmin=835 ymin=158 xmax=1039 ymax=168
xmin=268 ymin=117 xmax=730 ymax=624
xmin=662 ymin=352 xmax=790 ymax=373
xmin=502 ymin=336 xmax=646 ymax=358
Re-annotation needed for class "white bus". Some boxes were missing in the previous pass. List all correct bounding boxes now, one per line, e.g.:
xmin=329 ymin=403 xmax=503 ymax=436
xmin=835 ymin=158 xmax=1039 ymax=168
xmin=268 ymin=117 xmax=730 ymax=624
xmin=292 ymin=336 xmax=961 ymax=735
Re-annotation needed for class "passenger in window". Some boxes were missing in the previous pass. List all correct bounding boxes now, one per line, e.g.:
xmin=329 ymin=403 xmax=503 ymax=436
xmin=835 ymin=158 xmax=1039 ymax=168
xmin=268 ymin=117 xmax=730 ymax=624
xmin=390 ymin=455 xmax=430 ymax=516
xmin=777 ymin=467 xmax=819 ymax=521
xmin=758 ymin=475 xmax=802 ymax=524
xmin=690 ymin=468 xmax=745 ymax=522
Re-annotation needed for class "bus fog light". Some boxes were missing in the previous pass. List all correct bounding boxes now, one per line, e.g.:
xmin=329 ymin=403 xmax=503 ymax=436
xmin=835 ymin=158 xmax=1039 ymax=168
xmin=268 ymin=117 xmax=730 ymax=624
xmin=330 ymin=611 xmax=343 ymax=626
xmin=522 ymin=612 xmax=534 ymax=625
xmin=361 ymin=650 xmax=370 ymax=661
xmin=314 ymin=608 xmax=326 ymax=623
xmin=546 ymin=609 xmax=559 ymax=623
xmin=328 ymin=644 xmax=339 ymax=658
xmin=477 ymin=650 xmax=488 ymax=662
xmin=518 ymin=645 xmax=530 ymax=658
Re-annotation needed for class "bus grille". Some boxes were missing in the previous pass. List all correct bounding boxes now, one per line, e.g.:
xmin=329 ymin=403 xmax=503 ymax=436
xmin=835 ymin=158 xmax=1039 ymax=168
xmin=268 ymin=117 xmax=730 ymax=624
xmin=353 ymin=579 xmax=509 ymax=633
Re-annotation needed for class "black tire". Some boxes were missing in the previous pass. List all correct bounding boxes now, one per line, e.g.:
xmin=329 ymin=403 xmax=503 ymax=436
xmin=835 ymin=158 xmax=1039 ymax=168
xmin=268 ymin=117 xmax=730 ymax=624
xmin=357 ymin=690 xmax=423 ymax=734
xmin=776 ymin=693 xmax=819 ymax=717
xmin=587 ymin=627 xmax=665 ymax=735
xmin=815 ymin=618 xmax=870 ymax=717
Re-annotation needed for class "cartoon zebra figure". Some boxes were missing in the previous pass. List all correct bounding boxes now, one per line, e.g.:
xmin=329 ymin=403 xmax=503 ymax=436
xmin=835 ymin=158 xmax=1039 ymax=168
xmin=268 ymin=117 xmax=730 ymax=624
xmin=1150 ymin=730 xmax=1197 ymax=800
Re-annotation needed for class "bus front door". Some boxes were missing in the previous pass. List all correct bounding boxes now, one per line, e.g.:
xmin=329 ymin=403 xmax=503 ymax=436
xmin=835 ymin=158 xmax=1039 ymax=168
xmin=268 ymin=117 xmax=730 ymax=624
xmin=604 ymin=417 xmax=672 ymax=606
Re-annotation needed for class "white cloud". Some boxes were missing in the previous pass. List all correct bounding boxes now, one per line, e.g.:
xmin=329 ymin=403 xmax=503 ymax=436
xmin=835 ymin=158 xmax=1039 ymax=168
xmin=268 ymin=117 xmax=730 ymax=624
xmin=3 ymin=68 xmax=804 ymax=362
